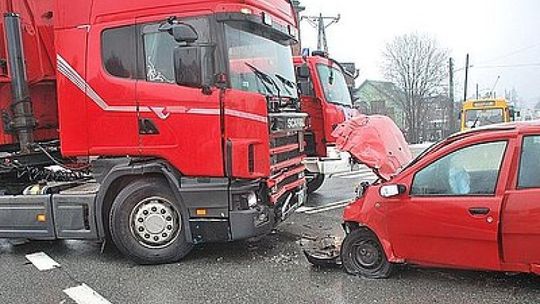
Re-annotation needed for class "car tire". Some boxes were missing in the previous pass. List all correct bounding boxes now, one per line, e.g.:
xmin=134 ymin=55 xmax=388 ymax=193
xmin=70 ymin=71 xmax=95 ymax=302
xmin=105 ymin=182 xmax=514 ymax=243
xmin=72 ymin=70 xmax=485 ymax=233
xmin=341 ymin=228 xmax=393 ymax=279
xmin=307 ymin=173 xmax=325 ymax=194
xmin=109 ymin=177 xmax=193 ymax=264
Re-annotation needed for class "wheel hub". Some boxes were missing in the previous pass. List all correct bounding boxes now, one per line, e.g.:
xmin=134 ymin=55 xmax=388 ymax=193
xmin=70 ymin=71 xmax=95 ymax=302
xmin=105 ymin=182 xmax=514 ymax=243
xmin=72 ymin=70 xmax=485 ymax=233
xmin=144 ymin=214 xmax=166 ymax=234
xmin=130 ymin=197 xmax=180 ymax=248
xmin=354 ymin=241 xmax=380 ymax=268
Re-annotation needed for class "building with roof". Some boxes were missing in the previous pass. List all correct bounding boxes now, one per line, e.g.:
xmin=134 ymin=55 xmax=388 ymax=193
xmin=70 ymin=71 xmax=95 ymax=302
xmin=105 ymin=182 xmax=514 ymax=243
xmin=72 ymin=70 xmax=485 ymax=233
xmin=353 ymin=80 xmax=407 ymax=130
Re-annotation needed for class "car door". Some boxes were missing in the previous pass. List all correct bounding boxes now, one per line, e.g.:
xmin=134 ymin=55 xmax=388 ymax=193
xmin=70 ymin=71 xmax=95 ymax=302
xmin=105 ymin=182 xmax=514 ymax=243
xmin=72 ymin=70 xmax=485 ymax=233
xmin=502 ymin=134 xmax=540 ymax=266
xmin=386 ymin=140 xmax=510 ymax=270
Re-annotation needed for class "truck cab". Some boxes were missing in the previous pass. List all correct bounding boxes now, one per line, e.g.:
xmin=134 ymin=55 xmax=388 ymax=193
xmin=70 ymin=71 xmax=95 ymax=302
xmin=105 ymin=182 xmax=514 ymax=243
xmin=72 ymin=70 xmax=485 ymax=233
xmin=0 ymin=0 xmax=306 ymax=264
xmin=294 ymin=53 xmax=358 ymax=192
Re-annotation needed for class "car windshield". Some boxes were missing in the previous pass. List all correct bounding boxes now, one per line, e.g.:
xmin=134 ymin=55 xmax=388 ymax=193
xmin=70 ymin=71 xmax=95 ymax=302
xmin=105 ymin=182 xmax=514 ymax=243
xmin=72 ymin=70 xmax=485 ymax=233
xmin=465 ymin=108 xmax=504 ymax=128
xmin=225 ymin=24 xmax=297 ymax=98
xmin=399 ymin=141 xmax=441 ymax=173
xmin=316 ymin=64 xmax=352 ymax=107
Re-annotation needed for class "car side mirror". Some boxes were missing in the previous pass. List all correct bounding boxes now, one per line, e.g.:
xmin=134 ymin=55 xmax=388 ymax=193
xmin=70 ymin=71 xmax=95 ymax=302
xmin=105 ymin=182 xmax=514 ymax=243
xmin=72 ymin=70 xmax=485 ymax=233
xmin=173 ymin=45 xmax=215 ymax=89
xmin=379 ymin=184 xmax=406 ymax=198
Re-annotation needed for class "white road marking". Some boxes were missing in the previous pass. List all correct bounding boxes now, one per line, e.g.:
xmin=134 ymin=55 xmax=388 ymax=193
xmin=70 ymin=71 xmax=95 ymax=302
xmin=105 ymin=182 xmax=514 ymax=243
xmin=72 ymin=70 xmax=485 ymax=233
xmin=63 ymin=284 xmax=112 ymax=304
xmin=25 ymin=252 xmax=60 ymax=271
xmin=304 ymin=200 xmax=352 ymax=214
xmin=297 ymin=199 xmax=352 ymax=214
xmin=331 ymin=168 xmax=376 ymax=180
xmin=331 ymin=170 xmax=369 ymax=178
xmin=295 ymin=206 xmax=312 ymax=213
xmin=336 ymin=172 xmax=376 ymax=180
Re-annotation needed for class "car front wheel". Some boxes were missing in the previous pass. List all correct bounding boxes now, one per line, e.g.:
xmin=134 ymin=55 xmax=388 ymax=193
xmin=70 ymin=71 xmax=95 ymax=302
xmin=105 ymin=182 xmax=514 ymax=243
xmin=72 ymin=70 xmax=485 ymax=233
xmin=341 ymin=228 xmax=393 ymax=278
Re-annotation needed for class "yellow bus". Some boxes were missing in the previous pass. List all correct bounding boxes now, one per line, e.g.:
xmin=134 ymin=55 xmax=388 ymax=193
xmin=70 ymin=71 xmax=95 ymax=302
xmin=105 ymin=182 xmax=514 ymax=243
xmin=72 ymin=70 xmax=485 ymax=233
xmin=461 ymin=98 xmax=517 ymax=131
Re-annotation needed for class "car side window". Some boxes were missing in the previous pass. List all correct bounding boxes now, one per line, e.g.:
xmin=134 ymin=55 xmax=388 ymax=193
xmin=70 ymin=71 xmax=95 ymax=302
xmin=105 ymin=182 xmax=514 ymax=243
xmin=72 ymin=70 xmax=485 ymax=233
xmin=518 ymin=136 xmax=540 ymax=188
xmin=411 ymin=141 xmax=507 ymax=196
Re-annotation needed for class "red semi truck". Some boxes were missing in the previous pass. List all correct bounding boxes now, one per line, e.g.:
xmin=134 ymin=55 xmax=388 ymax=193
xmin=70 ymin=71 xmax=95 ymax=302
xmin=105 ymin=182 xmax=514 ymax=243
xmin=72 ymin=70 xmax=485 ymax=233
xmin=0 ymin=0 xmax=306 ymax=264
xmin=294 ymin=53 xmax=359 ymax=192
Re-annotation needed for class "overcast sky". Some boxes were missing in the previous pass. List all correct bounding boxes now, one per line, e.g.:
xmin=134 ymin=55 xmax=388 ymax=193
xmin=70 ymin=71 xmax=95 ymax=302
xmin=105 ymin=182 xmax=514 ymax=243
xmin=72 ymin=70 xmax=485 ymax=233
xmin=298 ymin=0 xmax=540 ymax=105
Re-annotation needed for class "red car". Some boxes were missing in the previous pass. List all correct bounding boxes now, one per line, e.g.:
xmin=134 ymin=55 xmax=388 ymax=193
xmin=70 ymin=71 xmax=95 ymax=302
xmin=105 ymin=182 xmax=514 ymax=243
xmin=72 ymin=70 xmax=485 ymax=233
xmin=331 ymin=116 xmax=540 ymax=278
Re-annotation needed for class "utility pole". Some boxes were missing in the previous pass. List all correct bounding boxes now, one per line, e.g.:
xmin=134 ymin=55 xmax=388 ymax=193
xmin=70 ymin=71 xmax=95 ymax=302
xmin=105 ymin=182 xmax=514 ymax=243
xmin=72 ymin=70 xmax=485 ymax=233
xmin=463 ymin=53 xmax=469 ymax=102
xmin=291 ymin=0 xmax=305 ymax=56
xmin=302 ymin=13 xmax=340 ymax=54
xmin=476 ymin=83 xmax=479 ymax=99
xmin=448 ymin=57 xmax=455 ymax=134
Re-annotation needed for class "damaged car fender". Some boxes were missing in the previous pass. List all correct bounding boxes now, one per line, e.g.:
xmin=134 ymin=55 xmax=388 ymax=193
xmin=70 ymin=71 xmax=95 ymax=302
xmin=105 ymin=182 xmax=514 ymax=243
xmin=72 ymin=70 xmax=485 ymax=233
xmin=343 ymin=188 xmax=402 ymax=263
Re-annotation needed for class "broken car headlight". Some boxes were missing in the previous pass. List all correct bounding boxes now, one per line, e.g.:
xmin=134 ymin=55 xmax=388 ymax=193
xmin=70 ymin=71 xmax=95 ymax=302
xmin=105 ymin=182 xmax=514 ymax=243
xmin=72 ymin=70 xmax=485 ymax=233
xmin=355 ymin=181 xmax=370 ymax=198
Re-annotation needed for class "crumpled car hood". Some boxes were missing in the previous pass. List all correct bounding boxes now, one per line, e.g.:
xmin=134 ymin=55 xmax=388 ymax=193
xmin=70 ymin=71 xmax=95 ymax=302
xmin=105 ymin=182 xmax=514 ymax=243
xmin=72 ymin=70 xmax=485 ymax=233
xmin=332 ymin=115 xmax=413 ymax=180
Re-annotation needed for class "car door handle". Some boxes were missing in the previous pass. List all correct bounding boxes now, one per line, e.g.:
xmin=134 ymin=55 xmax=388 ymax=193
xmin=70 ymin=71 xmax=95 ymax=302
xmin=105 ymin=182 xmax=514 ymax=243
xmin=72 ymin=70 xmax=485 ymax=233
xmin=469 ymin=207 xmax=490 ymax=216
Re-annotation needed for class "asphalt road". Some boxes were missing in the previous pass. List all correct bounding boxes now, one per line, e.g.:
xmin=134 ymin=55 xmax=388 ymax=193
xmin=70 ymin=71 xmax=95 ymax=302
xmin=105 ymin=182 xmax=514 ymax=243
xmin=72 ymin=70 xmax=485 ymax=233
xmin=1 ymin=171 xmax=540 ymax=304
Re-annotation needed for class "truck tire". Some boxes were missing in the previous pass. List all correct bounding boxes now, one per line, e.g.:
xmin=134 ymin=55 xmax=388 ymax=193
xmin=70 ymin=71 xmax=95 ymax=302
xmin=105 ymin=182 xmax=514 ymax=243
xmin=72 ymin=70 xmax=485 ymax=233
xmin=306 ymin=173 xmax=325 ymax=194
xmin=340 ymin=228 xmax=393 ymax=279
xmin=109 ymin=177 xmax=193 ymax=264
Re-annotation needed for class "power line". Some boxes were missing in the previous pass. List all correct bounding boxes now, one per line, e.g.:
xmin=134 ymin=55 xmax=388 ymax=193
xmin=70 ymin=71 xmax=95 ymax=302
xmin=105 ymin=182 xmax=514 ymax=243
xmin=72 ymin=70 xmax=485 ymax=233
xmin=454 ymin=62 xmax=540 ymax=72
xmin=473 ymin=63 xmax=540 ymax=69
xmin=478 ymin=42 xmax=540 ymax=64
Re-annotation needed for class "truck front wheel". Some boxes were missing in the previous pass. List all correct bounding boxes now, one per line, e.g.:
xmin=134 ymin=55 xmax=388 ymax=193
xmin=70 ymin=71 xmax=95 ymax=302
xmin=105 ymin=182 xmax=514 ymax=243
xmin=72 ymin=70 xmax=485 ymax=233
xmin=109 ymin=177 xmax=193 ymax=264
xmin=306 ymin=173 xmax=325 ymax=194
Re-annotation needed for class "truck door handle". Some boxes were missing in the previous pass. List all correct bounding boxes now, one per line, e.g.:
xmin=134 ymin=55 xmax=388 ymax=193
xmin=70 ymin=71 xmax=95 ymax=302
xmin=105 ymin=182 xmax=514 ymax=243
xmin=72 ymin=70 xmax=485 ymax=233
xmin=468 ymin=207 xmax=490 ymax=216
xmin=138 ymin=118 xmax=159 ymax=135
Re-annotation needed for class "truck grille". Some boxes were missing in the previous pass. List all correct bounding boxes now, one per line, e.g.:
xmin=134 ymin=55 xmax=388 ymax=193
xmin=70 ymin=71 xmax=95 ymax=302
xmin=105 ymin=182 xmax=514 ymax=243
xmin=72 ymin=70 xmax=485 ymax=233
xmin=267 ymin=113 xmax=308 ymax=209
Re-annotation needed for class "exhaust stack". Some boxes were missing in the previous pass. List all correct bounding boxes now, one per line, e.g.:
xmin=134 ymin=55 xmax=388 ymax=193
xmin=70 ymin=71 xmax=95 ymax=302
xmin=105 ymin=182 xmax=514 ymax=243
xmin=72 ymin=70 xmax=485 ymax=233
xmin=4 ymin=12 xmax=36 ymax=154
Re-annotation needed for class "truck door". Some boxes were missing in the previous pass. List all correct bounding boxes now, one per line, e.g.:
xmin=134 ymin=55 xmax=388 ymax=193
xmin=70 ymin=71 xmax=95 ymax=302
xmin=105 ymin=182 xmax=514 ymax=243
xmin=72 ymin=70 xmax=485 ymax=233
xmin=85 ymin=20 xmax=140 ymax=155
xmin=386 ymin=140 xmax=509 ymax=270
xmin=313 ymin=63 xmax=350 ymax=143
xmin=501 ymin=135 xmax=540 ymax=266
xmin=135 ymin=16 xmax=223 ymax=177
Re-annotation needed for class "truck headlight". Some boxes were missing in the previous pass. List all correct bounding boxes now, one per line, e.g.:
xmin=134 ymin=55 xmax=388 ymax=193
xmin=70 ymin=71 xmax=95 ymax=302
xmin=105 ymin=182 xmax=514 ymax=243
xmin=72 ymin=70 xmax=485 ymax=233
xmin=247 ymin=192 xmax=258 ymax=208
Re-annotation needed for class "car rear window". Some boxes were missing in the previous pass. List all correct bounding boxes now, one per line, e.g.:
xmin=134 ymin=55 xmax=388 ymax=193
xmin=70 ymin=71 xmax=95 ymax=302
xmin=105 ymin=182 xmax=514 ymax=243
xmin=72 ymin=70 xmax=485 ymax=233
xmin=518 ymin=135 xmax=540 ymax=188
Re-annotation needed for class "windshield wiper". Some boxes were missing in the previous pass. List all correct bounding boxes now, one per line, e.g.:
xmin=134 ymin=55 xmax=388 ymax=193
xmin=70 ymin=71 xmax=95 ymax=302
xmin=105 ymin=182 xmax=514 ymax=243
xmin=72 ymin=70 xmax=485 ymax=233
xmin=274 ymin=73 xmax=296 ymax=96
xmin=471 ymin=116 xmax=480 ymax=128
xmin=244 ymin=62 xmax=281 ymax=97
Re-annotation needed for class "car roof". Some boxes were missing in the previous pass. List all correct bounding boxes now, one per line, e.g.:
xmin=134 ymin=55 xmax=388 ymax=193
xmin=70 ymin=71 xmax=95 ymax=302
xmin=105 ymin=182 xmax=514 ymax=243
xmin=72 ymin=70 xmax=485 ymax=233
xmin=417 ymin=121 xmax=540 ymax=161
xmin=451 ymin=120 xmax=540 ymax=140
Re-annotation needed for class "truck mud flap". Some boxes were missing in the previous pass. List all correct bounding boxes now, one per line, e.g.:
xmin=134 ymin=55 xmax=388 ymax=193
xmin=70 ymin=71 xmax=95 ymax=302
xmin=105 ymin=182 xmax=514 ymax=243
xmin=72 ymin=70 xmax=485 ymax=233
xmin=301 ymin=235 xmax=342 ymax=267
xmin=0 ymin=195 xmax=56 ymax=240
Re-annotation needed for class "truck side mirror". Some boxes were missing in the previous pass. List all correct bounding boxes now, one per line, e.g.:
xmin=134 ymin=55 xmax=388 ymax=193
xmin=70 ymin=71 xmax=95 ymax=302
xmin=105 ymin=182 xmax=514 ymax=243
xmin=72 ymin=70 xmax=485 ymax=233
xmin=298 ymin=80 xmax=314 ymax=97
xmin=171 ymin=23 xmax=198 ymax=43
xmin=173 ymin=45 xmax=214 ymax=89
xmin=379 ymin=184 xmax=406 ymax=198
xmin=296 ymin=64 xmax=310 ymax=79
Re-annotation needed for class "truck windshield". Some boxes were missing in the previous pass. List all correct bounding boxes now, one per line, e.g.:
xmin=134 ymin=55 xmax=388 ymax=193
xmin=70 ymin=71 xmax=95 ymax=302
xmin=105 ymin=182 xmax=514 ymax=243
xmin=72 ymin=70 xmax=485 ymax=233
xmin=316 ymin=64 xmax=352 ymax=107
xmin=465 ymin=108 xmax=504 ymax=128
xmin=225 ymin=24 xmax=297 ymax=98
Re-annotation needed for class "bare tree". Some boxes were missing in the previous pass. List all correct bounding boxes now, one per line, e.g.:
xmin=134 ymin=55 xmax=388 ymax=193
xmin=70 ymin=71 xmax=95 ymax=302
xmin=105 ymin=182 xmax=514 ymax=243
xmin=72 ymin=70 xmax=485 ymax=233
xmin=382 ymin=33 xmax=449 ymax=143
